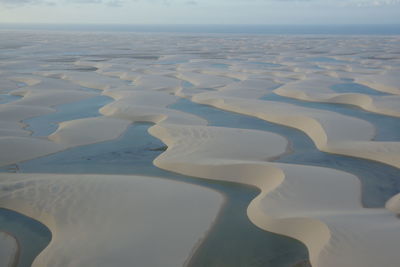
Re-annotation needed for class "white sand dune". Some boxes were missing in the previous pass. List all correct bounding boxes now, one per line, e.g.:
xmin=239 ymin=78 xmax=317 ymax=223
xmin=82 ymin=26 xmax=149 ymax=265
xmin=0 ymin=173 xmax=222 ymax=267
xmin=0 ymin=121 xmax=30 ymax=137
xmin=0 ymin=89 xmax=204 ymax=168
xmin=356 ymin=70 xmax=400 ymax=95
xmin=61 ymin=72 xmax=130 ymax=91
xmin=9 ymin=76 xmax=42 ymax=87
xmin=0 ymin=88 xmax=132 ymax=167
xmin=0 ymin=231 xmax=18 ymax=267
xmin=49 ymin=117 xmax=131 ymax=147
xmin=0 ymin=78 xmax=24 ymax=92
xmin=150 ymin=124 xmax=288 ymax=163
xmin=134 ymin=74 xmax=181 ymax=92
xmin=0 ymin=115 xmax=133 ymax=167
xmin=175 ymin=75 xmax=279 ymax=99
xmin=192 ymin=79 xmax=279 ymax=100
xmin=275 ymin=78 xmax=400 ymax=117
xmin=149 ymin=122 xmax=400 ymax=267
xmin=0 ymin=104 xmax=54 ymax=122
xmin=98 ymin=70 xmax=139 ymax=83
xmin=103 ymin=89 xmax=177 ymax=104
xmin=326 ymin=141 xmax=400 ymax=169
xmin=1 ymin=31 xmax=399 ymax=267
xmin=177 ymin=72 xmax=235 ymax=89
xmin=100 ymin=91 xmax=207 ymax=126
xmin=386 ymin=193 xmax=400 ymax=214
xmin=13 ymin=76 xmax=88 ymax=92
xmin=11 ymin=89 xmax=95 ymax=107
xmin=0 ymin=136 xmax=63 ymax=167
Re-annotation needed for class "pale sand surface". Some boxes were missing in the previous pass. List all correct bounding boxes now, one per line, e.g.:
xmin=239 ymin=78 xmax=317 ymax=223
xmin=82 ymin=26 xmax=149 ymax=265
xmin=100 ymin=90 xmax=207 ymax=126
xmin=49 ymin=117 xmax=130 ymax=147
xmin=0 ymin=231 xmax=18 ymax=267
xmin=0 ymin=32 xmax=399 ymax=267
xmin=355 ymin=70 xmax=400 ymax=95
xmin=0 ymin=173 xmax=222 ymax=267
xmin=386 ymin=193 xmax=400 ymax=214
xmin=0 ymin=104 xmax=54 ymax=123
xmin=134 ymin=74 xmax=181 ymax=91
xmin=57 ymin=72 xmax=130 ymax=91
xmin=10 ymin=90 xmax=95 ymax=107
xmin=177 ymin=72 xmax=235 ymax=88
xmin=0 ymin=136 xmax=63 ymax=167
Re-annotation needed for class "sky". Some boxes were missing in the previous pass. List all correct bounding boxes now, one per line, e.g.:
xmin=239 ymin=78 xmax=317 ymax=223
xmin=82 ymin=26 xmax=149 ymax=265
xmin=0 ymin=0 xmax=399 ymax=25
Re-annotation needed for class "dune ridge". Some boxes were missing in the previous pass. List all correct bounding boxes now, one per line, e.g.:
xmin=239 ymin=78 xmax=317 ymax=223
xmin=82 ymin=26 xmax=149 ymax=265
xmin=0 ymin=173 xmax=222 ymax=267
xmin=274 ymin=78 xmax=400 ymax=117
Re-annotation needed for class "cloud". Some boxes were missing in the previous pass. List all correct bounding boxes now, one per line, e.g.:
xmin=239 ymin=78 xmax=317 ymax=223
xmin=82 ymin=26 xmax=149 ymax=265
xmin=184 ymin=0 xmax=197 ymax=5
xmin=69 ymin=0 xmax=125 ymax=6
xmin=357 ymin=0 xmax=400 ymax=6
xmin=2 ymin=0 xmax=400 ymax=8
xmin=0 ymin=0 xmax=39 ymax=3
xmin=0 ymin=0 xmax=57 ymax=6
xmin=0 ymin=0 xmax=125 ymax=6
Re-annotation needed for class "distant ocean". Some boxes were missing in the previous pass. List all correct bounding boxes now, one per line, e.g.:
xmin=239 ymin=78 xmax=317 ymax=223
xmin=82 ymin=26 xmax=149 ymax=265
xmin=0 ymin=24 xmax=400 ymax=35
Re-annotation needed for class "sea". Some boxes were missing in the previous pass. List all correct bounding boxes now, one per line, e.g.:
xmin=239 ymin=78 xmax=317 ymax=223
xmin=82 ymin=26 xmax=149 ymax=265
xmin=0 ymin=24 xmax=399 ymax=35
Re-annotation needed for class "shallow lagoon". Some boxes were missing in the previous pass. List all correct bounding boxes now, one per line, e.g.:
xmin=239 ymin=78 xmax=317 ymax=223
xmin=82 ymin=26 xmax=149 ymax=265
xmin=330 ymin=83 xmax=391 ymax=96
xmin=24 ymin=95 xmax=112 ymax=136
xmin=0 ymin=94 xmax=22 ymax=104
xmin=0 ymin=208 xmax=51 ymax=267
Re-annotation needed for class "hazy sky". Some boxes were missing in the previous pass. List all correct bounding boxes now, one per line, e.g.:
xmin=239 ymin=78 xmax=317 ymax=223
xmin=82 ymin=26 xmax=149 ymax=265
xmin=0 ymin=0 xmax=399 ymax=24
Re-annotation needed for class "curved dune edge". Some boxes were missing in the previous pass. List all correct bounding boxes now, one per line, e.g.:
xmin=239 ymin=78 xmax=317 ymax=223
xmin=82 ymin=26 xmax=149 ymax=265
xmin=386 ymin=193 xmax=400 ymax=214
xmin=149 ymin=122 xmax=400 ymax=267
xmin=0 ymin=173 xmax=222 ymax=267
xmin=0 ymin=231 xmax=19 ymax=267
xmin=10 ymin=89 xmax=95 ymax=107
xmin=99 ymin=91 xmax=207 ymax=126
xmin=177 ymin=72 xmax=234 ymax=89
xmin=355 ymin=70 xmax=400 ymax=95
xmin=49 ymin=117 xmax=131 ymax=147
xmin=325 ymin=141 xmax=400 ymax=169
xmin=274 ymin=79 xmax=400 ymax=118
xmin=191 ymin=93 xmax=400 ymax=168
xmin=0 ymin=136 xmax=64 ymax=167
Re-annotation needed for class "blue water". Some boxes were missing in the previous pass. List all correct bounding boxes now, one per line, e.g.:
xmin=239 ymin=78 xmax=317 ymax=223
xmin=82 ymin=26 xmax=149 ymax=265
xmin=156 ymin=60 xmax=188 ymax=65
xmin=182 ymin=80 xmax=196 ymax=88
xmin=170 ymin=98 xmax=400 ymax=208
xmin=0 ymin=94 xmax=22 ymax=104
xmin=0 ymin=208 xmax=51 ymax=267
xmin=24 ymin=95 xmax=113 ymax=136
xmin=307 ymin=57 xmax=348 ymax=63
xmin=247 ymin=61 xmax=282 ymax=68
xmin=330 ymin=83 xmax=391 ymax=96
xmin=211 ymin=63 xmax=230 ymax=69
xmin=262 ymin=93 xmax=400 ymax=141
xmin=1 ymin=24 xmax=399 ymax=35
